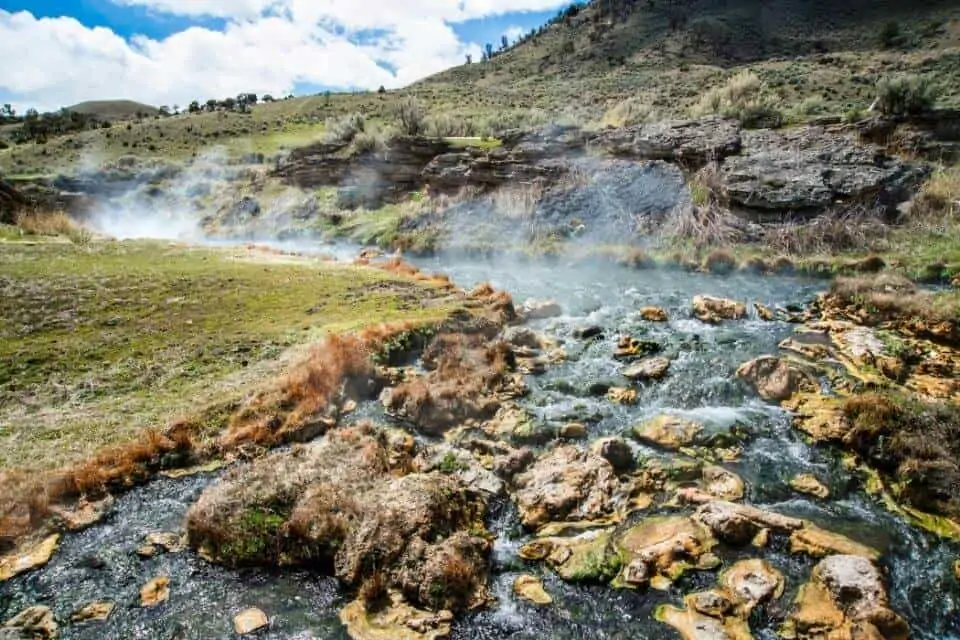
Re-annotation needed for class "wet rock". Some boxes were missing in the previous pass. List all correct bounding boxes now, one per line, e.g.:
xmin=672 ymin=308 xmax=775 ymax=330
xmin=573 ymin=325 xmax=604 ymax=340
xmin=591 ymin=116 xmax=742 ymax=166
xmin=3 ymin=606 xmax=57 ymax=639
xmin=655 ymin=597 xmax=752 ymax=640
xmin=736 ymin=356 xmax=816 ymax=402
xmin=640 ymin=306 xmax=669 ymax=322
xmin=339 ymin=593 xmax=453 ymax=640
xmin=789 ymin=525 xmax=880 ymax=560
xmin=70 ymin=602 xmax=114 ymax=624
xmin=501 ymin=326 xmax=543 ymax=350
xmin=790 ymin=474 xmax=830 ymax=499
xmin=613 ymin=516 xmax=718 ymax=589
xmin=484 ymin=405 xmax=553 ymax=445
xmin=754 ymin=303 xmax=775 ymax=321
xmin=514 ymin=446 xmax=620 ymax=529
xmin=633 ymin=415 xmax=703 ymax=450
xmin=701 ymin=465 xmax=745 ymax=502
xmin=49 ymin=496 xmax=115 ymax=532
xmin=720 ymin=127 xmax=928 ymax=216
xmin=606 ymin=387 xmax=638 ymax=405
xmin=0 ymin=534 xmax=59 ymax=582
xmin=234 ymin=608 xmax=269 ymax=635
xmin=520 ymin=299 xmax=562 ymax=321
xmin=692 ymin=296 xmax=747 ymax=324
xmin=521 ymin=529 xmax=621 ymax=583
xmin=782 ymin=555 xmax=909 ymax=640
xmin=419 ymin=448 xmax=503 ymax=497
xmin=621 ymin=357 xmax=671 ymax=382
xmin=614 ymin=336 xmax=661 ymax=361
xmin=513 ymin=575 xmax=552 ymax=605
xmin=719 ymin=559 xmax=784 ymax=614
xmin=558 ymin=422 xmax=588 ymax=440
xmin=692 ymin=500 xmax=803 ymax=544
xmin=140 ymin=576 xmax=170 ymax=607
xmin=590 ymin=437 xmax=635 ymax=473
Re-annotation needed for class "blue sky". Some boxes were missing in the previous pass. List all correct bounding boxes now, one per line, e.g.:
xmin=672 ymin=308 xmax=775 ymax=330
xmin=0 ymin=0 xmax=578 ymax=112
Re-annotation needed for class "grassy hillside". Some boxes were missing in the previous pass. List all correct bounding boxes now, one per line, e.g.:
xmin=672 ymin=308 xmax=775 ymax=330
xmin=0 ymin=0 xmax=958 ymax=176
xmin=66 ymin=100 xmax=159 ymax=120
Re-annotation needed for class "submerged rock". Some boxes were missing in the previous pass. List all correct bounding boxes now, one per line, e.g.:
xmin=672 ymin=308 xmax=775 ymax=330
xmin=520 ymin=529 xmax=621 ymax=583
xmin=521 ymin=299 xmax=562 ymax=321
xmin=140 ymin=576 xmax=170 ymax=607
xmin=633 ymin=415 xmax=703 ymax=450
xmin=513 ymin=575 xmax=552 ymax=605
xmin=655 ymin=598 xmax=752 ymax=640
xmin=790 ymin=474 xmax=830 ymax=499
xmin=736 ymin=356 xmax=816 ymax=402
xmin=3 ymin=606 xmax=57 ymax=639
xmin=789 ymin=525 xmax=880 ymax=561
xmin=782 ymin=555 xmax=909 ymax=640
xmin=614 ymin=336 xmax=661 ymax=361
xmin=621 ymin=357 xmax=671 ymax=382
xmin=0 ymin=534 xmax=59 ymax=583
xmin=693 ymin=296 xmax=747 ymax=324
xmin=339 ymin=593 xmax=453 ymax=640
xmin=614 ymin=516 xmax=718 ymax=589
xmin=234 ymin=608 xmax=269 ymax=635
xmin=513 ymin=445 xmax=620 ymax=529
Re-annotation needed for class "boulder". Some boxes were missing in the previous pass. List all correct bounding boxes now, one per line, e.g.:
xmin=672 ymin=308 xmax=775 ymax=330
xmin=614 ymin=336 xmax=661 ymax=360
xmin=692 ymin=295 xmax=747 ymax=324
xmin=573 ymin=325 xmax=604 ymax=340
xmin=513 ymin=446 xmax=620 ymax=529
xmin=591 ymin=116 xmax=742 ymax=166
xmin=783 ymin=555 xmax=909 ymax=640
xmin=0 ymin=534 xmax=59 ymax=582
xmin=140 ymin=576 xmax=170 ymax=607
xmin=234 ymin=608 xmax=269 ymax=635
xmin=790 ymin=474 xmax=830 ymax=499
xmin=693 ymin=500 xmax=803 ymax=545
xmin=633 ymin=415 xmax=703 ymax=450
xmin=621 ymin=357 xmax=671 ymax=382
xmin=3 ymin=606 xmax=57 ymax=639
xmin=736 ymin=356 xmax=816 ymax=402
xmin=720 ymin=127 xmax=929 ymax=216
xmin=513 ymin=575 xmax=552 ymax=605
xmin=719 ymin=559 xmax=784 ymax=615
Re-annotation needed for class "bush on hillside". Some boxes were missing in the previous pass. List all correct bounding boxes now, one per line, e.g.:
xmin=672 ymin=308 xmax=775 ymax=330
xmin=325 ymin=113 xmax=366 ymax=144
xmin=601 ymin=98 xmax=658 ymax=128
xmin=875 ymin=75 xmax=940 ymax=116
xmin=394 ymin=97 xmax=426 ymax=136
xmin=423 ymin=114 xmax=476 ymax=138
xmin=693 ymin=70 xmax=783 ymax=128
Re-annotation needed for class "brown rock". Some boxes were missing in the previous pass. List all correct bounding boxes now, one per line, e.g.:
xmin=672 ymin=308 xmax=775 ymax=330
xmin=0 ymin=535 xmax=60 ymax=582
xmin=613 ymin=336 xmax=661 ymax=360
xmin=71 ymin=602 xmax=114 ymax=624
xmin=4 ymin=606 xmax=57 ymax=639
xmin=693 ymin=500 xmax=803 ymax=544
xmin=49 ymin=496 xmax=115 ymax=532
xmin=754 ymin=302 xmax=775 ymax=321
xmin=234 ymin=608 xmax=269 ymax=635
xmin=606 ymin=387 xmax=637 ymax=405
xmin=590 ymin=437 xmax=635 ymax=473
xmin=736 ymin=356 xmax=815 ymax=402
xmin=789 ymin=526 xmax=880 ymax=561
xmin=140 ymin=576 xmax=170 ymax=607
xmin=559 ymin=422 xmax=588 ymax=440
xmin=513 ymin=575 xmax=552 ymax=605
xmin=655 ymin=597 xmax=752 ymax=640
xmin=339 ymin=593 xmax=453 ymax=640
xmin=633 ymin=415 xmax=703 ymax=450
xmin=692 ymin=295 xmax=747 ymax=324
xmin=614 ymin=516 xmax=717 ymax=589
xmin=790 ymin=474 xmax=830 ymax=499
xmin=640 ymin=306 xmax=669 ymax=322
xmin=621 ymin=357 xmax=671 ymax=382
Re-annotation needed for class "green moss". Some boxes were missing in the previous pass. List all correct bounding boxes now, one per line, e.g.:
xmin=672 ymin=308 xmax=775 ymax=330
xmin=438 ymin=452 xmax=468 ymax=475
xmin=220 ymin=508 xmax=288 ymax=563
xmin=554 ymin=532 xmax=621 ymax=583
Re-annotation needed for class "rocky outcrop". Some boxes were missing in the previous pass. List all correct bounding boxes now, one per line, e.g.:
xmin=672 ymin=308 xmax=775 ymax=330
xmin=782 ymin=555 xmax=909 ymax=640
xmin=720 ymin=127 xmax=929 ymax=216
xmin=590 ymin=116 xmax=742 ymax=166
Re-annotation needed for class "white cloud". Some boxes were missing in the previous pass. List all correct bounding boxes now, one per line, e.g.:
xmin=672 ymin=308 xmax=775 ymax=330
xmin=0 ymin=1 xmax=569 ymax=112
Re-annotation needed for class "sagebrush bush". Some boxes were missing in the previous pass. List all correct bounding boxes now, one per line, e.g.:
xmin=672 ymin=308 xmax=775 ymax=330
xmin=423 ymin=113 xmax=476 ymax=138
xmin=875 ymin=75 xmax=940 ymax=116
xmin=325 ymin=113 xmax=366 ymax=143
xmin=601 ymin=98 xmax=658 ymax=128
xmin=693 ymin=70 xmax=783 ymax=128
xmin=394 ymin=97 xmax=426 ymax=136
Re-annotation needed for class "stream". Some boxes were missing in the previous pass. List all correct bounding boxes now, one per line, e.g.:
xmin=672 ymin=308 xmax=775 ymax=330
xmin=2 ymin=254 xmax=959 ymax=639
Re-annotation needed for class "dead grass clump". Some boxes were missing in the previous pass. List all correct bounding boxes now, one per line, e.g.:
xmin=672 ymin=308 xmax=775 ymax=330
xmin=703 ymin=249 xmax=738 ymax=275
xmin=741 ymin=256 xmax=769 ymax=274
xmin=618 ymin=248 xmax=656 ymax=270
xmin=16 ymin=210 xmax=76 ymax=236
xmin=600 ymin=98 xmax=658 ymax=128
xmin=692 ymin=70 xmax=783 ymax=128
xmin=771 ymin=256 xmax=796 ymax=275
xmin=662 ymin=163 xmax=745 ymax=248
xmin=763 ymin=209 xmax=890 ymax=255
xmin=490 ymin=182 xmax=545 ymax=220
xmin=908 ymin=167 xmax=960 ymax=230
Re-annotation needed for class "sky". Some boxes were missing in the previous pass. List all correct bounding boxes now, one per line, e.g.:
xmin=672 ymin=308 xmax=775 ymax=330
xmin=0 ymin=0 xmax=578 ymax=114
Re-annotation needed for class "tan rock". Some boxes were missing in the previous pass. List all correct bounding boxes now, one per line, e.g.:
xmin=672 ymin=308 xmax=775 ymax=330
xmin=719 ymin=558 xmax=784 ymax=614
xmin=613 ymin=336 xmax=660 ymax=360
xmin=559 ymin=422 xmax=588 ymax=440
xmin=234 ymin=608 xmax=269 ymax=635
xmin=754 ymin=302 xmax=775 ymax=321
xmin=521 ymin=299 xmax=563 ymax=321
xmin=955 ymin=559 xmax=960 ymax=581
xmin=692 ymin=295 xmax=747 ymax=324
xmin=751 ymin=528 xmax=770 ymax=548
xmin=340 ymin=593 xmax=453 ymax=640
xmin=513 ymin=575 xmax=552 ymax=605
xmin=693 ymin=500 xmax=803 ymax=544
xmin=655 ymin=595 xmax=752 ymax=640
xmin=614 ymin=516 xmax=716 ymax=589
xmin=0 ymin=534 xmax=60 ymax=582
xmin=633 ymin=415 xmax=703 ymax=450
xmin=49 ymin=496 xmax=115 ymax=531
xmin=736 ymin=356 xmax=815 ymax=402
xmin=640 ymin=306 xmax=669 ymax=322
xmin=789 ymin=525 xmax=880 ymax=560
xmin=701 ymin=465 xmax=745 ymax=501
xmin=790 ymin=474 xmax=830 ymax=499
xmin=606 ymin=387 xmax=638 ymax=405
xmin=71 ymin=601 xmax=115 ymax=624
xmin=621 ymin=357 xmax=671 ymax=382
xmin=4 ymin=605 xmax=57 ymax=639
xmin=140 ymin=576 xmax=170 ymax=607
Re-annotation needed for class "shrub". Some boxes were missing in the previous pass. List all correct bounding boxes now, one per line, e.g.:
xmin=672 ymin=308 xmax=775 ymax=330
xmin=875 ymin=75 xmax=940 ymax=116
xmin=394 ymin=97 xmax=425 ymax=136
xmin=351 ymin=130 xmax=388 ymax=154
xmin=878 ymin=21 xmax=902 ymax=49
xmin=703 ymin=249 xmax=738 ymax=274
xmin=325 ymin=113 xmax=366 ymax=144
xmin=601 ymin=98 xmax=657 ymax=128
xmin=692 ymin=70 xmax=783 ymax=128
xmin=423 ymin=113 xmax=475 ymax=138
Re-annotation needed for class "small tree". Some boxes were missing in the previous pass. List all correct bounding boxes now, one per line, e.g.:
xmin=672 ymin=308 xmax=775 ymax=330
xmin=394 ymin=96 xmax=425 ymax=135
xmin=378 ymin=85 xmax=387 ymax=94
xmin=465 ymin=53 xmax=472 ymax=64
xmin=158 ymin=105 xmax=171 ymax=117
xmin=262 ymin=94 xmax=275 ymax=103
xmin=205 ymin=99 xmax=218 ymax=112
xmin=501 ymin=35 xmax=509 ymax=50
xmin=188 ymin=100 xmax=201 ymax=113
xmin=878 ymin=21 xmax=901 ymax=49
xmin=485 ymin=43 xmax=494 ymax=60
xmin=222 ymin=97 xmax=237 ymax=111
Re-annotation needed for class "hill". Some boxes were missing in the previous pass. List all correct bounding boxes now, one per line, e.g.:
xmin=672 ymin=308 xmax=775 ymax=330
xmin=66 ymin=99 xmax=159 ymax=120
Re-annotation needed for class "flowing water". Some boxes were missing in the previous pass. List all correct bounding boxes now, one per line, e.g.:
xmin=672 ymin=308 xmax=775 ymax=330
xmin=3 ymin=254 xmax=960 ymax=639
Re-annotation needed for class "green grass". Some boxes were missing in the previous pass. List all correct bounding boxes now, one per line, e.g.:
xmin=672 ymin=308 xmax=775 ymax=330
xmin=0 ymin=240 xmax=455 ymax=471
